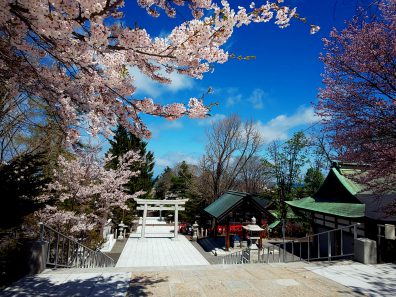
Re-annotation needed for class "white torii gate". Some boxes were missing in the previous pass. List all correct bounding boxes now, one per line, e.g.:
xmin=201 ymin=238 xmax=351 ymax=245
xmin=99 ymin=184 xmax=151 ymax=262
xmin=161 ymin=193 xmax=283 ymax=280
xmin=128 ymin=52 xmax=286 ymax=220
xmin=134 ymin=198 xmax=188 ymax=239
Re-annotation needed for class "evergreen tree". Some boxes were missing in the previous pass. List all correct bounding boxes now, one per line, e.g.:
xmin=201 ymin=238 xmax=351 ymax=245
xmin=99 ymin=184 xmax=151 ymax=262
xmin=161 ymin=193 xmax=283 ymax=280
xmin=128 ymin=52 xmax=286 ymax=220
xmin=154 ymin=166 xmax=174 ymax=200
xmin=304 ymin=167 xmax=324 ymax=196
xmin=0 ymin=152 xmax=48 ymax=230
xmin=170 ymin=161 xmax=203 ymax=223
xmin=105 ymin=124 xmax=155 ymax=224
xmin=170 ymin=161 xmax=192 ymax=196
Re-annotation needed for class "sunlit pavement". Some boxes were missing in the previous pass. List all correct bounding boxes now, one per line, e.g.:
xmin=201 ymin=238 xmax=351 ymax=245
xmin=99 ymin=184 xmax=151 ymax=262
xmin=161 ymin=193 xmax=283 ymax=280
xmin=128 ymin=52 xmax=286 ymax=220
xmin=3 ymin=262 xmax=396 ymax=296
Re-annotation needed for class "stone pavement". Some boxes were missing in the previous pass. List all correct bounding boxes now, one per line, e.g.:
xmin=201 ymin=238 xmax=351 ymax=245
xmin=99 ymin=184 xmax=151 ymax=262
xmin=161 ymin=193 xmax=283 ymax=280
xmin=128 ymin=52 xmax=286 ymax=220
xmin=3 ymin=262 xmax=396 ymax=296
xmin=1 ymin=271 xmax=130 ymax=297
xmin=307 ymin=262 xmax=396 ymax=297
xmin=116 ymin=234 xmax=210 ymax=267
xmin=126 ymin=263 xmax=355 ymax=297
xmin=116 ymin=222 xmax=209 ymax=267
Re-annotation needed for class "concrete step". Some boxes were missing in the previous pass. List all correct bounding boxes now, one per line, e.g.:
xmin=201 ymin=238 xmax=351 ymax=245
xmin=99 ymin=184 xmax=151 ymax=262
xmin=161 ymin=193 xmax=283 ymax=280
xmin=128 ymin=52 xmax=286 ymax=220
xmin=43 ymin=261 xmax=310 ymax=274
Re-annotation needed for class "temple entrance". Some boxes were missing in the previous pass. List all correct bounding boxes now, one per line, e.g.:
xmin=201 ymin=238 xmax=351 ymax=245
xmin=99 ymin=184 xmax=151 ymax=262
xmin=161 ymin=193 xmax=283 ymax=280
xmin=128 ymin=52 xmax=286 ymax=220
xmin=134 ymin=198 xmax=188 ymax=239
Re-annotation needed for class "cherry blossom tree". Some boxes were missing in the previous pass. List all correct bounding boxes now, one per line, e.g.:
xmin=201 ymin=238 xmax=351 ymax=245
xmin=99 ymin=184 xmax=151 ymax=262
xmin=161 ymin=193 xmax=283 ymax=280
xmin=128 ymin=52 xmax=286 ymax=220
xmin=0 ymin=0 xmax=317 ymax=143
xmin=317 ymin=0 xmax=396 ymax=194
xmin=36 ymin=149 xmax=144 ymax=236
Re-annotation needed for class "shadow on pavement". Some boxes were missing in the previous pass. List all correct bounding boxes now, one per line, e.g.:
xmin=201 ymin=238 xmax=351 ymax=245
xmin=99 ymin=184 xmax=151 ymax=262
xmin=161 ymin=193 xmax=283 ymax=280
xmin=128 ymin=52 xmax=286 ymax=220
xmin=127 ymin=275 xmax=168 ymax=297
xmin=1 ymin=272 xmax=164 ymax=297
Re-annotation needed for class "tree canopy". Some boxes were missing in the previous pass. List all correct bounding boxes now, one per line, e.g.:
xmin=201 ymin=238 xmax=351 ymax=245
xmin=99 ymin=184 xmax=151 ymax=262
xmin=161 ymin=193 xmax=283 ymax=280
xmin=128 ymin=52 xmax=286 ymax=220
xmin=317 ymin=0 xmax=396 ymax=195
xmin=0 ymin=0 xmax=316 ymax=143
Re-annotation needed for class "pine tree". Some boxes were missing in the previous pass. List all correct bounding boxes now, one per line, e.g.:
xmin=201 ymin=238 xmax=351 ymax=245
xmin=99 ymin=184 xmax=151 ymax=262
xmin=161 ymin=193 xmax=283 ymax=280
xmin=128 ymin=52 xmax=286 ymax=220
xmin=154 ymin=167 xmax=174 ymax=200
xmin=304 ymin=167 xmax=324 ymax=196
xmin=170 ymin=161 xmax=203 ymax=223
xmin=105 ymin=124 xmax=155 ymax=224
xmin=1 ymin=152 xmax=48 ymax=230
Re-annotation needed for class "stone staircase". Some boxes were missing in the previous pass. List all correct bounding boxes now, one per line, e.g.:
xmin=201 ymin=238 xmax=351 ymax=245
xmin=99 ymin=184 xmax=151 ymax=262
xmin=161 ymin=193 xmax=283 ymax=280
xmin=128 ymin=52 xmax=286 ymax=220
xmin=105 ymin=239 xmax=128 ymax=263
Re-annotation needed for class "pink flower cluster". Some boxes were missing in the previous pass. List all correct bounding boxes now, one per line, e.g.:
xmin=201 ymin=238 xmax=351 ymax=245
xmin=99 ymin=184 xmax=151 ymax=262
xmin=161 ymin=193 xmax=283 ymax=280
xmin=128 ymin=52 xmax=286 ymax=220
xmin=0 ymin=0 xmax=307 ymax=141
xmin=37 ymin=149 xmax=145 ymax=233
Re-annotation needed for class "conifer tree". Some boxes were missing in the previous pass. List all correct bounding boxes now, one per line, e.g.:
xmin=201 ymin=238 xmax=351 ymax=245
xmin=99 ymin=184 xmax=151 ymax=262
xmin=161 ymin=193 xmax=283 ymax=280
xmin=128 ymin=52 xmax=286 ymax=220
xmin=106 ymin=125 xmax=155 ymax=224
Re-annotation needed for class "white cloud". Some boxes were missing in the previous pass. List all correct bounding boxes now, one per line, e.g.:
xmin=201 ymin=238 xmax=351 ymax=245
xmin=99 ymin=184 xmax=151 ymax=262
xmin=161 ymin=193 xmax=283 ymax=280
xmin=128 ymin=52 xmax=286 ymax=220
xmin=197 ymin=113 xmax=226 ymax=126
xmin=162 ymin=120 xmax=183 ymax=129
xmin=254 ymin=106 xmax=320 ymax=143
xmin=128 ymin=66 xmax=194 ymax=97
xmin=221 ymin=87 xmax=242 ymax=107
xmin=226 ymin=93 xmax=242 ymax=106
xmin=248 ymin=88 xmax=265 ymax=109
xmin=156 ymin=152 xmax=199 ymax=168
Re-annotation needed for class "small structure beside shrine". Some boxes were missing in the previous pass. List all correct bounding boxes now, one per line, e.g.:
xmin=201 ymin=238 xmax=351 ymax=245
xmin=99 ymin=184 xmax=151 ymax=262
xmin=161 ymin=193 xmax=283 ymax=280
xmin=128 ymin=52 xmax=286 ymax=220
xmin=203 ymin=191 xmax=274 ymax=251
xmin=243 ymin=217 xmax=264 ymax=250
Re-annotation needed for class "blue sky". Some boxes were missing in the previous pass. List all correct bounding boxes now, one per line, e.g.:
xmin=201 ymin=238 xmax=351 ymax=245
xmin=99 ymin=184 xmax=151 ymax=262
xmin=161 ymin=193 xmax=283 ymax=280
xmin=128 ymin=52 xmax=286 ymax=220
xmin=103 ymin=0 xmax=373 ymax=176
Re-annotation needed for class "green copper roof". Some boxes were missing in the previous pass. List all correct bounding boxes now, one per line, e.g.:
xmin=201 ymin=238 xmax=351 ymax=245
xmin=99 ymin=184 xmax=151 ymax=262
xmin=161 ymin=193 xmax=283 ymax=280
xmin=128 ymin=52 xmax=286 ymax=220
xmin=204 ymin=191 xmax=246 ymax=220
xmin=269 ymin=208 xmax=299 ymax=219
xmin=286 ymin=197 xmax=365 ymax=218
xmin=313 ymin=168 xmax=362 ymax=203
xmin=203 ymin=191 xmax=271 ymax=221
xmin=332 ymin=168 xmax=364 ymax=196
xmin=251 ymin=196 xmax=271 ymax=210
xmin=268 ymin=220 xmax=281 ymax=230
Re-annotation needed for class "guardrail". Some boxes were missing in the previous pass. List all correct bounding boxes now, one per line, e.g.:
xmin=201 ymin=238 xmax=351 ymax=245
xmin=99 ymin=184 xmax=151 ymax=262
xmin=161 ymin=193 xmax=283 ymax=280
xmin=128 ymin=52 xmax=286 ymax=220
xmin=219 ymin=249 xmax=250 ymax=264
xmin=218 ymin=224 xmax=360 ymax=264
xmin=39 ymin=223 xmax=115 ymax=268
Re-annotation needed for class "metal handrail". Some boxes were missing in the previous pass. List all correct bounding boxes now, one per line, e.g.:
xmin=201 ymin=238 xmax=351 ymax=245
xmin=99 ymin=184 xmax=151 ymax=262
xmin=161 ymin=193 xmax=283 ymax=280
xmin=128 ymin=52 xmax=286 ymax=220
xmin=218 ymin=223 xmax=360 ymax=265
xmin=39 ymin=222 xmax=115 ymax=269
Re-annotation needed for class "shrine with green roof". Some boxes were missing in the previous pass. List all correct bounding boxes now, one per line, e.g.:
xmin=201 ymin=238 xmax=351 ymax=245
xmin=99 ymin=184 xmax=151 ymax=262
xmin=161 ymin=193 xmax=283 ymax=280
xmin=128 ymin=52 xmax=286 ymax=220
xmin=203 ymin=191 xmax=274 ymax=250
xmin=286 ymin=161 xmax=396 ymax=239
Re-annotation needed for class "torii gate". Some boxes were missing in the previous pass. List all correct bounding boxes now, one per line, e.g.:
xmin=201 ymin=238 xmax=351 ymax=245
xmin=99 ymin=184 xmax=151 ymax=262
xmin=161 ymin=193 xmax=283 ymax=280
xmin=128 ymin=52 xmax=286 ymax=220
xmin=134 ymin=198 xmax=188 ymax=239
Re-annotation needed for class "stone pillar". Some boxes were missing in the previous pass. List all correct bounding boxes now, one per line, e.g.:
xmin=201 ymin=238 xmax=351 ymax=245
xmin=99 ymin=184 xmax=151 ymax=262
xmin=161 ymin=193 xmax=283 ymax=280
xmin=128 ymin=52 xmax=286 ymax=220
xmin=174 ymin=204 xmax=179 ymax=239
xmin=28 ymin=241 xmax=48 ymax=274
xmin=141 ymin=203 xmax=148 ymax=239
xmin=354 ymin=238 xmax=377 ymax=264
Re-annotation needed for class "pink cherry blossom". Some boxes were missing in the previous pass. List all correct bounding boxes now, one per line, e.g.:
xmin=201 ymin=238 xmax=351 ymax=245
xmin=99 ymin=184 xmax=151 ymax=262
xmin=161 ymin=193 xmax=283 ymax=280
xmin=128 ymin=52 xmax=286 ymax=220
xmin=37 ymin=149 xmax=145 ymax=234
xmin=0 ymin=0 xmax=315 ymax=142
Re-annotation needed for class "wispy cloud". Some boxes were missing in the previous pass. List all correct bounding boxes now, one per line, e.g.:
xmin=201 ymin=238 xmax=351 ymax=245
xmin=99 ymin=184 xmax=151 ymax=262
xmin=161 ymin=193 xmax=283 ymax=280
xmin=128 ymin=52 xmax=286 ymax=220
xmin=162 ymin=120 xmax=183 ymax=129
xmin=248 ymin=88 xmax=266 ymax=109
xmin=222 ymin=87 xmax=242 ymax=107
xmin=156 ymin=152 xmax=199 ymax=168
xmin=197 ymin=113 xmax=226 ymax=126
xmin=128 ymin=66 xmax=194 ymax=97
xmin=254 ymin=106 xmax=320 ymax=143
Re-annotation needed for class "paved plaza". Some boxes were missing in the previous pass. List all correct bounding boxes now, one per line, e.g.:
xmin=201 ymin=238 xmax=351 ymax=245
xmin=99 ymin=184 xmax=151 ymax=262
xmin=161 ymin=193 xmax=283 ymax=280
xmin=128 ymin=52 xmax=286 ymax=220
xmin=116 ymin=226 xmax=209 ymax=267
xmin=3 ymin=261 xmax=396 ymax=296
xmin=3 ymin=218 xmax=396 ymax=296
xmin=307 ymin=262 xmax=396 ymax=296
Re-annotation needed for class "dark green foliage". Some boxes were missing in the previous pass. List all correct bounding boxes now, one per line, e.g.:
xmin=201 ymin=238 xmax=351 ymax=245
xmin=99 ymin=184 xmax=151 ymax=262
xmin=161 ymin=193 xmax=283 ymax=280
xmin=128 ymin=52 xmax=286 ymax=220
xmin=0 ymin=153 xmax=48 ymax=230
xmin=170 ymin=161 xmax=191 ymax=195
xmin=0 ymin=237 xmax=32 ymax=288
xmin=171 ymin=162 xmax=204 ymax=223
xmin=154 ymin=162 xmax=204 ymax=223
xmin=304 ymin=167 xmax=325 ymax=196
xmin=107 ymin=125 xmax=154 ymax=196
xmin=105 ymin=125 xmax=155 ymax=224
xmin=270 ymin=131 xmax=309 ymax=220
xmin=154 ymin=167 xmax=174 ymax=200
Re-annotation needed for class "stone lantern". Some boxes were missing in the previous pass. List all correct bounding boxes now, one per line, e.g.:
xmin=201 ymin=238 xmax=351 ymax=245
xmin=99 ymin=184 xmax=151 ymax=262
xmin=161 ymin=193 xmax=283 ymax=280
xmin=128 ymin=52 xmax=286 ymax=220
xmin=242 ymin=216 xmax=264 ymax=250
xmin=192 ymin=221 xmax=199 ymax=241
xmin=118 ymin=221 xmax=127 ymax=239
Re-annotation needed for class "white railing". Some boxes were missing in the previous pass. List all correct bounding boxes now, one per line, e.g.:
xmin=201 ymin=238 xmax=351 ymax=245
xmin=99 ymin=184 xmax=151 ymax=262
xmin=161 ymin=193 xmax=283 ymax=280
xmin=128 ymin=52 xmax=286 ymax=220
xmin=39 ymin=223 xmax=115 ymax=268
xmin=218 ymin=224 xmax=360 ymax=264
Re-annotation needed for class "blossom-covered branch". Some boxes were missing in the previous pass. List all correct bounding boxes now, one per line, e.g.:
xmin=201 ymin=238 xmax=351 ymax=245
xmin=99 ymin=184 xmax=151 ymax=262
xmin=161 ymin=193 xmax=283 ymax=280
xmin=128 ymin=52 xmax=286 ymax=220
xmin=0 ymin=0 xmax=315 ymax=142
xmin=36 ymin=149 xmax=145 ymax=234
xmin=317 ymin=0 xmax=396 ymax=195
